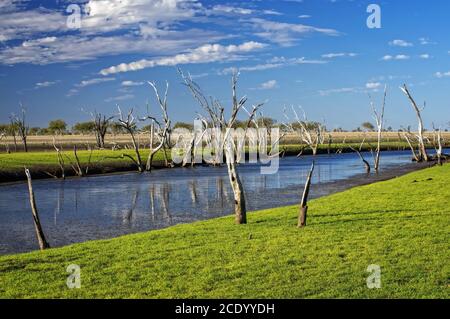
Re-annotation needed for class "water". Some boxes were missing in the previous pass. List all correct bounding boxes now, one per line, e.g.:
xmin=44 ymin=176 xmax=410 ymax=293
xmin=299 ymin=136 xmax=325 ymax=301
xmin=0 ymin=151 xmax=424 ymax=254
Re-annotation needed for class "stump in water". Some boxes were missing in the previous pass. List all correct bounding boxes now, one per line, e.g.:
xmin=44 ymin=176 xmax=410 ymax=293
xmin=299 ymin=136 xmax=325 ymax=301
xmin=25 ymin=168 xmax=50 ymax=250
xmin=298 ymin=161 xmax=315 ymax=228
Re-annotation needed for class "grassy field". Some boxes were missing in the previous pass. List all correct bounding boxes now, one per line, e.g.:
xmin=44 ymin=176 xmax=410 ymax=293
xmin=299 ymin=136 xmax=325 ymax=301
xmin=0 ymin=164 xmax=448 ymax=298
xmin=0 ymin=140 xmax=432 ymax=171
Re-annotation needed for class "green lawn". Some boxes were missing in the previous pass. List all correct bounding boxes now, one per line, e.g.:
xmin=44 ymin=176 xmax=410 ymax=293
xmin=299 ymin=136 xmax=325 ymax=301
xmin=0 ymin=164 xmax=449 ymax=299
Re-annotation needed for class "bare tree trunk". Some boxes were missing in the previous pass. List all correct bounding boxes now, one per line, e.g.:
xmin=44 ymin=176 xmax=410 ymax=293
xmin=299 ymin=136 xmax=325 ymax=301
xmin=25 ymin=169 xmax=50 ymax=250
xmin=226 ymin=151 xmax=247 ymax=224
xmin=434 ymin=127 xmax=443 ymax=166
xmin=299 ymin=162 xmax=315 ymax=228
xmin=400 ymin=85 xmax=429 ymax=162
xmin=402 ymin=132 xmax=420 ymax=162
xmin=146 ymin=122 xmax=155 ymax=171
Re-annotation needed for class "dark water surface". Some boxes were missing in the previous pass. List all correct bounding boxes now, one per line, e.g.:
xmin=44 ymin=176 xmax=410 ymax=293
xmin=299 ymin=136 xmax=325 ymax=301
xmin=0 ymin=151 xmax=430 ymax=254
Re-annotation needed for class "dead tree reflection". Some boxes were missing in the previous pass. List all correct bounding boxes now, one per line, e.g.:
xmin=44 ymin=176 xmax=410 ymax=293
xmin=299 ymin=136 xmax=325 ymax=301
xmin=123 ymin=190 xmax=139 ymax=224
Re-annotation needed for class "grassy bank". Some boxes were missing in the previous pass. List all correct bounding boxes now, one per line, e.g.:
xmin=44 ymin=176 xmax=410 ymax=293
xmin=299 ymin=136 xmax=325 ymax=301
xmin=0 ymin=164 xmax=449 ymax=298
xmin=0 ymin=142 xmax=422 ymax=183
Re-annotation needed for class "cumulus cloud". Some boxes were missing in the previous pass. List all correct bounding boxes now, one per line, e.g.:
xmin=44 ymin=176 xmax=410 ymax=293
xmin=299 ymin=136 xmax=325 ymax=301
xmin=389 ymin=39 xmax=413 ymax=47
xmin=419 ymin=54 xmax=431 ymax=59
xmin=321 ymin=52 xmax=357 ymax=59
xmin=366 ymin=82 xmax=381 ymax=90
xmin=253 ymin=80 xmax=278 ymax=90
xmin=435 ymin=71 xmax=450 ymax=78
xmin=100 ymin=41 xmax=267 ymax=75
xmin=122 ymin=81 xmax=145 ymax=87
xmin=382 ymin=55 xmax=410 ymax=61
xmin=76 ymin=77 xmax=116 ymax=88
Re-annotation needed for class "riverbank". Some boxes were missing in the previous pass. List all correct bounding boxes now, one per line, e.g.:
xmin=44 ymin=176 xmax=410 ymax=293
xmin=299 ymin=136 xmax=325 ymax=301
xmin=0 ymin=163 xmax=448 ymax=298
xmin=0 ymin=142 xmax=427 ymax=183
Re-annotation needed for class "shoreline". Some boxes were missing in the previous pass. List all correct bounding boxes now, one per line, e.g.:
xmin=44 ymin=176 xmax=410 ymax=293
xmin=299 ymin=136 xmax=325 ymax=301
xmin=0 ymin=144 xmax=434 ymax=184
xmin=0 ymin=158 xmax=434 ymax=256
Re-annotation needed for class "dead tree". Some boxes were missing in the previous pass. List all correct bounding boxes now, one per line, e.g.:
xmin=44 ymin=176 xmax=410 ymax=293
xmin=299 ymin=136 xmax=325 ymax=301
xmin=53 ymin=138 xmax=65 ymax=179
xmin=143 ymin=81 xmax=172 ymax=171
xmin=243 ymin=106 xmax=283 ymax=160
xmin=92 ymin=112 xmax=114 ymax=149
xmin=117 ymin=107 xmax=143 ymax=172
xmin=284 ymin=106 xmax=325 ymax=156
xmin=432 ymin=125 xmax=444 ymax=165
xmin=299 ymin=161 xmax=315 ymax=228
xmin=400 ymin=85 xmax=429 ymax=162
xmin=10 ymin=108 xmax=29 ymax=152
xmin=370 ymin=85 xmax=387 ymax=171
xmin=25 ymin=168 xmax=50 ymax=250
xmin=400 ymin=130 xmax=420 ymax=162
xmin=349 ymin=137 xmax=371 ymax=174
xmin=149 ymin=81 xmax=173 ymax=166
xmin=181 ymin=70 xmax=262 ymax=224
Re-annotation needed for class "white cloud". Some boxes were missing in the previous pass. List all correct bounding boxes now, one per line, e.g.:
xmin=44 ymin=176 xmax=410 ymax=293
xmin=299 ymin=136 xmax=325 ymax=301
xmin=259 ymin=80 xmax=278 ymax=90
xmin=435 ymin=71 xmax=450 ymax=78
xmin=105 ymin=94 xmax=135 ymax=103
xmin=298 ymin=15 xmax=311 ymax=19
xmin=318 ymin=87 xmax=358 ymax=96
xmin=321 ymin=52 xmax=357 ymax=59
xmin=221 ymin=56 xmax=327 ymax=75
xmin=35 ymin=81 xmax=59 ymax=89
xmin=0 ymin=0 xmax=227 ymax=65
xmin=76 ymin=77 xmax=116 ymax=88
xmin=366 ymin=82 xmax=381 ymax=90
xmin=211 ymin=5 xmax=253 ymax=15
xmin=382 ymin=55 xmax=410 ymax=61
xmin=263 ymin=10 xmax=283 ymax=16
xmin=100 ymin=41 xmax=267 ymax=75
xmin=419 ymin=37 xmax=435 ymax=45
xmin=389 ymin=39 xmax=413 ymax=47
xmin=419 ymin=54 xmax=431 ymax=59
xmin=250 ymin=18 xmax=340 ymax=46
xmin=122 ymin=81 xmax=145 ymax=87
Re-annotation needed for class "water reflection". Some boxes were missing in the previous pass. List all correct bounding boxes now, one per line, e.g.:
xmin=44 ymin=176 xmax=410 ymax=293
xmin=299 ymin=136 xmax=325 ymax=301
xmin=0 ymin=151 xmax=431 ymax=254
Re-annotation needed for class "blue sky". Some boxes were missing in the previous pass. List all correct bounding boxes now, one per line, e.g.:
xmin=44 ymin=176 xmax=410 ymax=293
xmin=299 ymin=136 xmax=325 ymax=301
xmin=0 ymin=0 xmax=449 ymax=130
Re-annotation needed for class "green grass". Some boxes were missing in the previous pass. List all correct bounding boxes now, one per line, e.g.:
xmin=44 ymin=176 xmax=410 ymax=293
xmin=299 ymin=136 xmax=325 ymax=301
xmin=0 ymin=149 xmax=168 ymax=170
xmin=0 ymin=141 xmax=414 ymax=171
xmin=1 ymin=164 xmax=449 ymax=299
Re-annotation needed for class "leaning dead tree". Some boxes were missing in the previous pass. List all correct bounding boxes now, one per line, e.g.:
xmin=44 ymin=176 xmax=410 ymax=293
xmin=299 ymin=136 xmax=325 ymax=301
xmin=299 ymin=161 xmax=315 ymax=228
xmin=370 ymin=85 xmax=387 ymax=171
xmin=399 ymin=128 xmax=421 ymax=162
xmin=10 ymin=108 xmax=29 ymax=152
xmin=117 ymin=107 xmax=143 ymax=172
xmin=348 ymin=137 xmax=371 ymax=174
xmin=142 ymin=81 xmax=172 ymax=171
xmin=92 ymin=112 xmax=114 ymax=149
xmin=284 ymin=106 xmax=325 ymax=156
xmin=181 ymin=70 xmax=262 ymax=224
xmin=25 ymin=169 xmax=50 ymax=250
xmin=400 ymin=85 xmax=429 ymax=162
